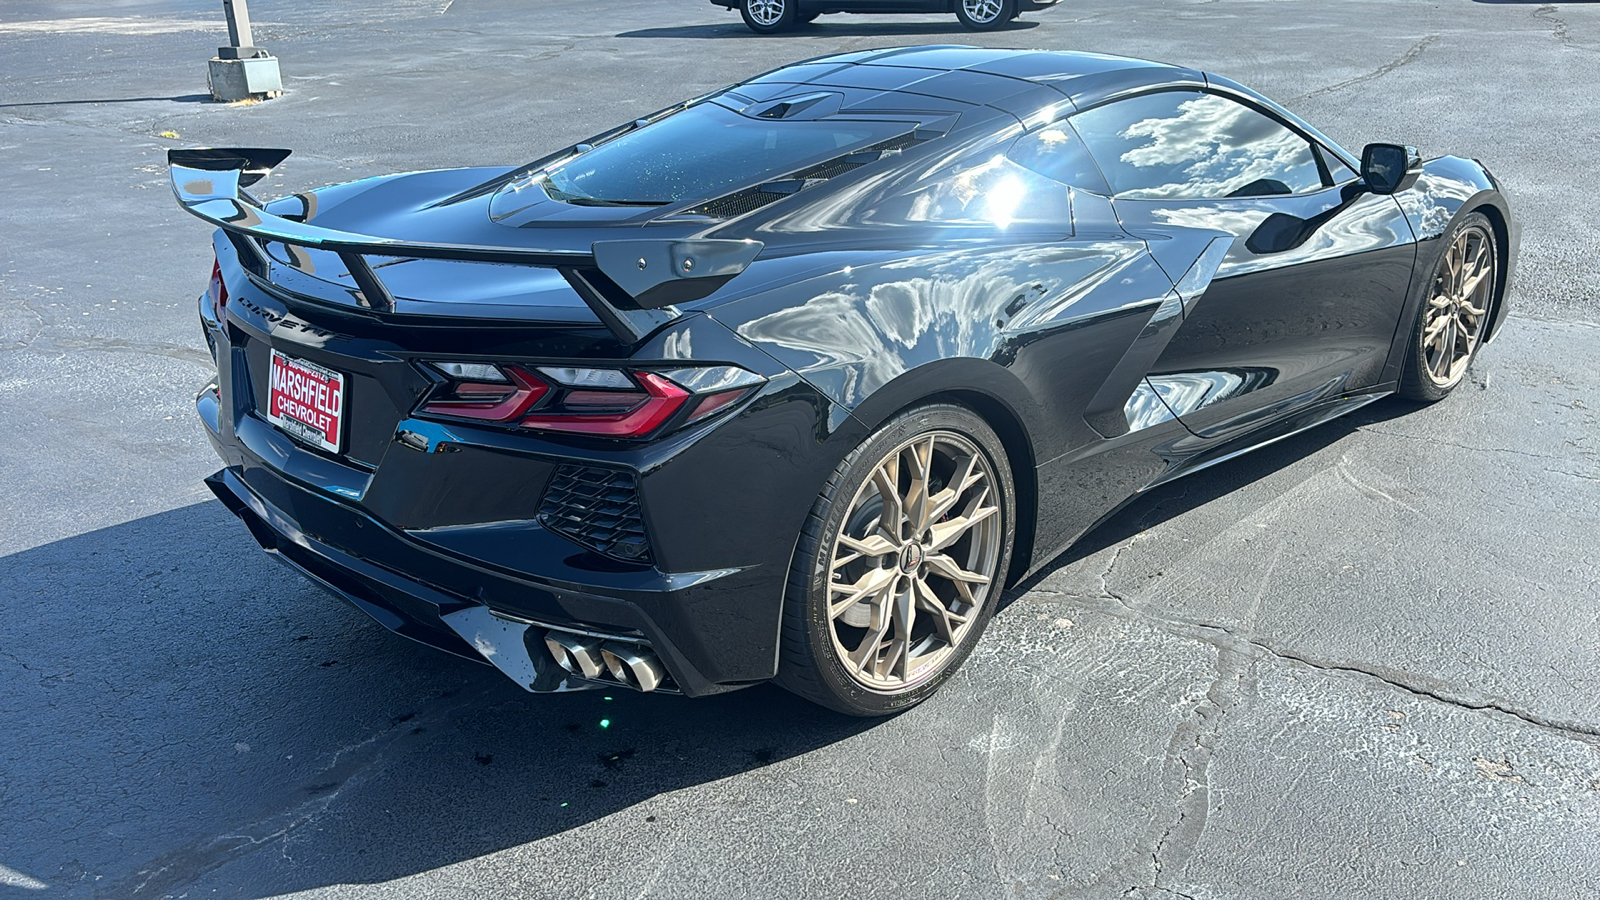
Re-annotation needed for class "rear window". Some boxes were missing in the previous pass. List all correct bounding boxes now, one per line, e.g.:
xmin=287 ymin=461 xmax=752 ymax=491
xmin=541 ymin=103 xmax=907 ymax=206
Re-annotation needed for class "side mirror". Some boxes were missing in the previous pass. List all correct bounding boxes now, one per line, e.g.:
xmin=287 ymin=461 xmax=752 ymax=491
xmin=1360 ymin=143 xmax=1422 ymax=195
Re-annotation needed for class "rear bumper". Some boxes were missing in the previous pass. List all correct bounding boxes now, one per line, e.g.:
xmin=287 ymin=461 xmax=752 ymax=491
xmin=196 ymin=364 xmax=849 ymax=698
xmin=204 ymin=462 xmax=740 ymax=696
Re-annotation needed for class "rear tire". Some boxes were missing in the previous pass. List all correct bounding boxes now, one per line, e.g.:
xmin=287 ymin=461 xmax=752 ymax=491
xmin=740 ymin=0 xmax=797 ymax=33
xmin=776 ymin=403 xmax=1015 ymax=716
xmin=1398 ymin=211 xmax=1499 ymax=401
xmin=955 ymin=0 xmax=1017 ymax=30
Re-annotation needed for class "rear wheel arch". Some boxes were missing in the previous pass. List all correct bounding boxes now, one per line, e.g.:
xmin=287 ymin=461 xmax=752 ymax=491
xmin=921 ymin=390 xmax=1037 ymax=590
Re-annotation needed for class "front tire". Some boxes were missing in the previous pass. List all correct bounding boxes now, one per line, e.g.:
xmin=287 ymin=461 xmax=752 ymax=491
xmin=1398 ymin=211 xmax=1499 ymax=401
xmin=740 ymin=0 xmax=797 ymax=33
xmin=955 ymin=0 xmax=1017 ymax=30
xmin=777 ymin=404 xmax=1015 ymax=716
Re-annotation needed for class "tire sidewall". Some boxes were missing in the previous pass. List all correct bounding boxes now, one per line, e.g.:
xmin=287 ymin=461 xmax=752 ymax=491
xmin=793 ymin=404 xmax=1015 ymax=716
xmin=1399 ymin=210 xmax=1497 ymax=401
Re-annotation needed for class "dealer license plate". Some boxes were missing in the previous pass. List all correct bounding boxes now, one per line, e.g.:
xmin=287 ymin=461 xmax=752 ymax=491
xmin=266 ymin=349 xmax=346 ymax=453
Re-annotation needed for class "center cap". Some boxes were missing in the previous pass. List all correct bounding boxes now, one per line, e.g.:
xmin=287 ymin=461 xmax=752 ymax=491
xmin=899 ymin=543 xmax=924 ymax=574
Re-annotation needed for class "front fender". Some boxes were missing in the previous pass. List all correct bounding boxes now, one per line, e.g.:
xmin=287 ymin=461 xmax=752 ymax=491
xmin=1390 ymin=156 xmax=1518 ymax=359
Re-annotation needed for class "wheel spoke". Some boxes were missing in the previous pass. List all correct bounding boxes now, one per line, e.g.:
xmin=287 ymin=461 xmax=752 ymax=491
xmin=926 ymin=497 xmax=998 ymax=553
xmin=1460 ymin=266 xmax=1491 ymax=302
xmin=829 ymin=566 xmax=897 ymax=620
xmin=870 ymin=460 xmax=903 ymax=539
xmin=834 ymin=532 xmax=897 ymax=568
xmin=848 ymin=599 xmax=894 ymax=673
xmin=1435 ymin=315 xmax=1457 ymax=379
xmin=905 ymin=438 xmax=935 ymax=532
xmin=887 ymin=581 xmax=916 ymax=680
xmin=913 ymin=576 xmax=968 ymax=646
xmin=925 ymin=454 xmax=984 ymax=525
xmin=925 ymin=552 xmax=991 ymax=586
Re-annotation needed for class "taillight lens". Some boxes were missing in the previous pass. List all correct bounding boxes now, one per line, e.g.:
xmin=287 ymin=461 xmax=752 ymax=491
xmin=417 ymin=362 xmax=762 ymax=439
xmin=420 ymin=365 xmax=549 ymax=422
xmin=520 ymin=372 xmax=689 ymax=436
xmin=206 ymin=256 xmax=228 ymax=323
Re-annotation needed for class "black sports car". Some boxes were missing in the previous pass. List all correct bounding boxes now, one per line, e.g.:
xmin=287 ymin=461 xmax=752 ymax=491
xmin=173 ymin=47 xmax=1515 ymax=716
xmin=710 ymin=0 xmax=1059 ymax=33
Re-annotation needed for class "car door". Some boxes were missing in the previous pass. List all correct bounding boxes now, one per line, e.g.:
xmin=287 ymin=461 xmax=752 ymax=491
xmin=1069 ymin=89 xmax=1418 ymax=442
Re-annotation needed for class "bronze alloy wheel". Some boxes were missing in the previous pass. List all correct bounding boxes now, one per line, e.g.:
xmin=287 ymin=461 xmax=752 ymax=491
xmin=826 ymin=431 xmax=1003 ymax=690
xmin=1401 ymin=211 xmax=1499 ymax=401
xmin=1422 ymin=221 xmax=1496 ymax=388
xmin=778 ymin=404 xmax=1014 ymax=715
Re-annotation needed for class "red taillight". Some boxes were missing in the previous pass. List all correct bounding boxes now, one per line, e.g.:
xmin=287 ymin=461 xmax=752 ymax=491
xmin=520 ymin=372 xmax=689 ymax=437
xmin=206 ymin=256 xmax=228 ymax=323
xmin=418 ymin=363 xmax=757 ymax=439
xmin=419 ymin=366 xmax=549 ymax=422
xmin=685 ymin=386 xmax=756 ymax=424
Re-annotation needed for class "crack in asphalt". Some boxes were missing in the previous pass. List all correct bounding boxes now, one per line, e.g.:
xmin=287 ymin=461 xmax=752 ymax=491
xmin=1536 ymin=4 xmax=1572 ymax=45
xmin=2 ymin=332 xmax=212 ymax=366
xmin=1356 ymin=424 xmax=1597 ymax=464
xmin=1294 ymin=34 xmax=1438 ymax=101
xmin=100 ymin=693 xmax=486 ymax=898
xmin=0 ymin=649 xmax=36 ymax=672
xmin=1036 ymin=541 xmax=1600 ymax=896
xmin=1139 ymin=641 xmax=1251 ymax=896
xmin=1033 ymin=579 xmax=1600 ymax=747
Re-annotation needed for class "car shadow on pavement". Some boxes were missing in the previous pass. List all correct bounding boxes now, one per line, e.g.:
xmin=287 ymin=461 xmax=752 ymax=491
xmin=617 ymin=20 xmax=1038 ymax=39
xmin=0 ymin=503 xmax=877 ymax=897
xmin=1009 ymin=394 xmax=1430 ymax=601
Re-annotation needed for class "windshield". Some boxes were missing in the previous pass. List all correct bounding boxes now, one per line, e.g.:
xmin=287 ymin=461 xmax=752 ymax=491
xmin=541 ymin=103 xmax=906 ymax=206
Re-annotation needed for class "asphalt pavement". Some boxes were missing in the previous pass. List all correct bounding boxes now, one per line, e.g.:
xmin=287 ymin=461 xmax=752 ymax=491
xmin=2 ymin=1 xmax=1599 ymax=898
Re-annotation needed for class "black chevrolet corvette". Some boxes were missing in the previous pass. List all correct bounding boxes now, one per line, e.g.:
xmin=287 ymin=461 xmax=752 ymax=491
xmin=174 ymin=47 xmax=1515 ymax=715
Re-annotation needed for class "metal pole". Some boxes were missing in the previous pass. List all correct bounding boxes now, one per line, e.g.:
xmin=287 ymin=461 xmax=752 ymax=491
xmin=222 ymin=0 xmax=254 ymax=50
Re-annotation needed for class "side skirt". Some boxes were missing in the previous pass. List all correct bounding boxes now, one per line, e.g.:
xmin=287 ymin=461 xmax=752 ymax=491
xmin=1145 ymin=387 xmax=1391 ymax=490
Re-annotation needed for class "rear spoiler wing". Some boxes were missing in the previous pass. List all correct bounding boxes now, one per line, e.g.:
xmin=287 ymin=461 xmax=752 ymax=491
xmin=167 ymin=148 xmax=762 ymax=344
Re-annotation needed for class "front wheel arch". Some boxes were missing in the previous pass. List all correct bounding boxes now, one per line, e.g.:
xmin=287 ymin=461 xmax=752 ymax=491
xmin=1473 ymin=203 xmax=1514 ymax=344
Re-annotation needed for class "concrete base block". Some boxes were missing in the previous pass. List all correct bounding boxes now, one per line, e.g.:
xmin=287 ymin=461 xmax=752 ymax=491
xmin=207 ymin=56 xmax=283 ymax=102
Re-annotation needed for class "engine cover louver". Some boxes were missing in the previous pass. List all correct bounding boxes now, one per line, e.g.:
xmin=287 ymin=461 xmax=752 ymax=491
xmin=684 ymin=130 xmax=931 ymax=220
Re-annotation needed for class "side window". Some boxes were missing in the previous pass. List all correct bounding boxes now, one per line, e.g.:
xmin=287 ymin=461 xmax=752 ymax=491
xmin=1070 ymin=91 xmax=1326 ymax=200
xmin=1008 ymin=124 xmax=1110 ymax=195
xmin=1318 ymin=145 xmax=1359 ymax=185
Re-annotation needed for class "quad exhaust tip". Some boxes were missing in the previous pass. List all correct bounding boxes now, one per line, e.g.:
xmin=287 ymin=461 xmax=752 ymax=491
xmin=600 ymin=641 xmax=667 ymax=693
xmin=543 ymin=628 xmax=671 ymax=693
xmin=544 ymin=631 xmax=605 ymax=680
